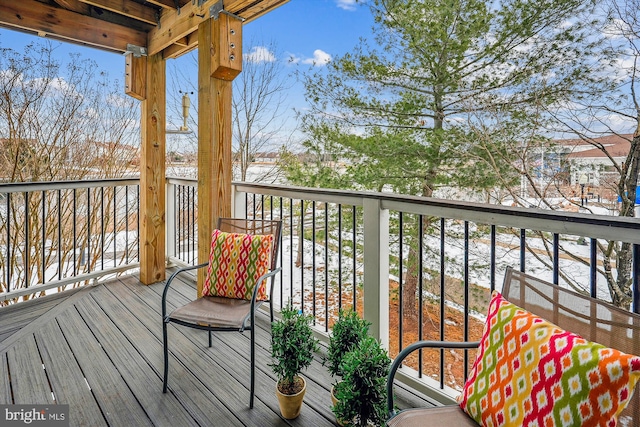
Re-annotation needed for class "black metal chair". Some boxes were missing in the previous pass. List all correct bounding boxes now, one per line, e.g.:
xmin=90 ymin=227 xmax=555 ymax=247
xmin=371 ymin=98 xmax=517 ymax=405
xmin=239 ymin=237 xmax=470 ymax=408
xmin=162 ymin=217 xmax=282 ymax=408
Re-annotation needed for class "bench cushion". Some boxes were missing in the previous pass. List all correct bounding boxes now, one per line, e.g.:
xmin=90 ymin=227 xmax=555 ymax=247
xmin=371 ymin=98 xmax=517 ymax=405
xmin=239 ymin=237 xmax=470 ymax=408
xmin=459 ymin=291 xmax=640 ymax=427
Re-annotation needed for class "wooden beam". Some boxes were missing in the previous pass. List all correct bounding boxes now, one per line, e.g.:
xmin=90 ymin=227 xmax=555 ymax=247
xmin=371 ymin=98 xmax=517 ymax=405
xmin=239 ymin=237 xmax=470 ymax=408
xmin=0 ymin=0 xmax=146 ymax=53
xmin=148 ymin=0 xmax=212 ymax=56
xmin=235 ymin=0 xmax=289 ymax=24
xmin=78 ymin=0 xmax=158 ymax=25
xmin=144 ymin=0 xmax=178 ymax=9
xmin=196 ymin=17 xmax=241 ymax=296
xmin=139 ymin=53 xmax=166 ymax=285
xmin=148 ymin=0 xmax=285 ymax=56
xmin=210 ymin=14 xmax=242 ymax=80
xmin=53 ymin=0 xmax=91 ymax=14
xmin=125 ymin=55 xmax=146 ymax=101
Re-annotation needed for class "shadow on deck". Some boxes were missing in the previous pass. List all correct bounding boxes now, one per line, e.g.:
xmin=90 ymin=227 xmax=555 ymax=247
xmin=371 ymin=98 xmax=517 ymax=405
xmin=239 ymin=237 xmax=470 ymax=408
xmin=0 ymin=269 xmax=433 ymax=426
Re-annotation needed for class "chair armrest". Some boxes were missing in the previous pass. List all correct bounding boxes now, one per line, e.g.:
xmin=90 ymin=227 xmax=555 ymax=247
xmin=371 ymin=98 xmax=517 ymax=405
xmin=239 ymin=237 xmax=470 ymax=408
xmin=387 ymin=340 xmax=480 ymax=418
xmin=249 ymin=267 xmax=282 ymax=311
xmin=162 ymin=262 xmax=208 ymax=319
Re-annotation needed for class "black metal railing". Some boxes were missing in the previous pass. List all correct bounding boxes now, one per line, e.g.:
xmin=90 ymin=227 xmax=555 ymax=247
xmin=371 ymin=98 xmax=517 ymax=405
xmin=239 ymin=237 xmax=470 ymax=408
xmin=0 ymin=178 xmax=140 ymax=303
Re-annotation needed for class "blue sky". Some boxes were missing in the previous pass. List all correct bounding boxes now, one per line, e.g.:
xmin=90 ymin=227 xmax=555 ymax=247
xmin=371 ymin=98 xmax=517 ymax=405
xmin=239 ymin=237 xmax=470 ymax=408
xmin=0 ymin=0 xmax=375 ymax=149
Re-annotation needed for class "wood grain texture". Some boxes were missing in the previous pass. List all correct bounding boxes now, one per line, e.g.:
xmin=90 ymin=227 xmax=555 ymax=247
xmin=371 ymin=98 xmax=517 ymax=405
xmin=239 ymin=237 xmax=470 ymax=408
xmin=78 ymin=0 xmax=157 ymax=25
xmin=125 ymin=54 xmax=146 ymax=101
xmin=57 ymin=307 xmax=154 ymax=426
xmin=139 ymin=52 xmax=166 ymax=284
xmin=0 ymin=0 xmax=146 ymax=53
xmin=35 ymin=322 xmax=106 ymax=426
xmin=6 ymin=336 xmax=54 ymax=404
xmin=196 ymin=18 xmax=236 ymax=296
xmin=0 ymin=271 xmax=433 ymax=426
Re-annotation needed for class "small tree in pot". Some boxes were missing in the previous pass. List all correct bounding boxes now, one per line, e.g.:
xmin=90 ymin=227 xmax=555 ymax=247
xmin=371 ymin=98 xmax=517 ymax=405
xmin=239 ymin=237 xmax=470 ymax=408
xmin=325 ymin=309 xmax=370 ymax=424
xmin=326 ymin=309 xmax=370 ymax=381
xmin=332 ymin=335 xmax=391 ymax=427
xmin=270 ymin=303 xmax=319 ymax=419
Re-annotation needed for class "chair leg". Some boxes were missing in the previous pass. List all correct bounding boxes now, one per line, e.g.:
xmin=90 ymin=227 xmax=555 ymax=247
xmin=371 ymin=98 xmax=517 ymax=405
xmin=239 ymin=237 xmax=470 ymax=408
xmin=163 ymin=321 xmax=169 ymax=393
xmin=269 ymin=300 xmax=274 ymax=323
xmin=250 ymin=323 xmax=255 ymax=409
xmin=208 ymin=330 xmax=212 ymax=347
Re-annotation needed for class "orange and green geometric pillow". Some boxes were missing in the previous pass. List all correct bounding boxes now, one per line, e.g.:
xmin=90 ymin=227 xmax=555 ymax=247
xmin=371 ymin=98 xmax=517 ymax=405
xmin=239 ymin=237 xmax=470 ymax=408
xmin=202 ymin=229 xmax=273 ymax=301
xmin=459 ymin=291 xmax=640 ymax=427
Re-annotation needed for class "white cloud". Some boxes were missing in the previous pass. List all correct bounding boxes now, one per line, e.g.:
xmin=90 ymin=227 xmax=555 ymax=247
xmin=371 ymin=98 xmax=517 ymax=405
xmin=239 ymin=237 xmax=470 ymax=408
xmin=244 ymin=46 xmax=276 ymax=63
xmin=336 ymin=0 xmax=357 ymax=11
xmin=301 ymin=49 xmax=332 ymax=67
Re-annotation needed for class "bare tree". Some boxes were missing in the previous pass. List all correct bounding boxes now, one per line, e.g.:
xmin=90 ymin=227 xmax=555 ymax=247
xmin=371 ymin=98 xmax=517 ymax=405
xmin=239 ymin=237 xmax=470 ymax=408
xmin=233 ymin=40 xmax=292 ymax=182
xmin=166 ymin=40 xmax=294 ymax=181
xmin=0 ymin=41 xmax=139 ymax=302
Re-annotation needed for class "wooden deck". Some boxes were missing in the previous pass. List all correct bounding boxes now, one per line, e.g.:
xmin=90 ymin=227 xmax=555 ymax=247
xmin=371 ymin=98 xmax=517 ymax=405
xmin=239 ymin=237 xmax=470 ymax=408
xmin=0 ymin=269 xmax=433 ymax=426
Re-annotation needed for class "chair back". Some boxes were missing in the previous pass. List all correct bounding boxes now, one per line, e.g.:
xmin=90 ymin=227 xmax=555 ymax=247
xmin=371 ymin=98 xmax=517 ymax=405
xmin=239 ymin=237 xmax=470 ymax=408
xmin=217 ymin=218 xmax=282 ymax=271
xmin=502 ymin=267 xmax=640 ymax=424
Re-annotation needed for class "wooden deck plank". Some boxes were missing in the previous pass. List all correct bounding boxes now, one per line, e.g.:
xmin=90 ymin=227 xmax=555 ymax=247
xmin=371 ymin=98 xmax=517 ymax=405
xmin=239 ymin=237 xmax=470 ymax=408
xmin=100 ymin=280 xmax=299 ymax=427
xmin=110 ymin=276 xmax=338 ymax=425
xmin=141 ymin=270 xmax=434 ymax=415
xmin=87 ymin=283 xmax=248 ymax=427
xmin=0 ymin=285 xmax=95 ymax=354
xmin=0 ymin=353 xmax=11 ymax=404
xmin=75 ymin=291 xmax=202 ymax=427
xmin=6 ymin=335 xmax=54 ymax=404
xmin=0 ymin=292 xmax=75 ymax=342
xmin=34 ymin=321 xmax=107 ymax=426
xmin=0 ymin=271 xmax=437 ymax=426
xmin=56 ymin=306 xmax=154 ymax=427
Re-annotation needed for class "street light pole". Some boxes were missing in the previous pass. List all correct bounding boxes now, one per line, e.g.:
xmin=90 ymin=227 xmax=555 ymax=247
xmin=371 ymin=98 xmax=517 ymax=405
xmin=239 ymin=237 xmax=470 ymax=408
xmin=578 ymin=174 xmax=588 ymax=207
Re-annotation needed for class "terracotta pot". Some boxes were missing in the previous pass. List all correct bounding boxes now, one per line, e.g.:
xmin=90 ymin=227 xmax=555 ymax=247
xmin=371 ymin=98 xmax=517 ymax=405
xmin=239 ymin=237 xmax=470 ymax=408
xmin=331 ymin=384 xmax=347 ymax=426
xmin=276 ymin=376 xmax=306 ymax=419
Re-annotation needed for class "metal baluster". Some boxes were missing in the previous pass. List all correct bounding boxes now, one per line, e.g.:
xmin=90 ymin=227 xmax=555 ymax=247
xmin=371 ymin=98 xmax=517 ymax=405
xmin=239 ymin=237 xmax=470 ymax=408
xmin=312 ymin=201 xmax=316 ymax=324
xmin=398 ymin=212 xmax=404 ymax=362
xmin=338 ymin=204 xmax=342 ymax=310
xmin=439 ymin=217 xmax=445 ymax=388
xmin=633 ymin=244 xmax=639 ymax=314
xmin=101 ymin=187 xmax=105 ymax=269
xmin=300 ymin=199 xmax=304 ymax=312
xmin=352 ymin=205 xmax=357 ymax=311
xmin=590 ymin=238 xmax=597 ymax=298
xmin=464 ymin=221 xmax=470 ymax=382
xmin=25 ymin=192 xmax=30 ymax=288
xmin=418 ymin=214 xmax=423 ymax=379
xmin=324 ymin=202 xmax=329 ymax=332
xmin=57 ymin=190 xmax=61 ymax=280
xmin=553 ymin=233 xmax=559 ymax=285
xmin=41 ymin=191 xmax=46 ymax=284
xmin=490 ymin=224 xmax=496 ymax=292
xmin=520 ymin=228 xmax=526 ymax=272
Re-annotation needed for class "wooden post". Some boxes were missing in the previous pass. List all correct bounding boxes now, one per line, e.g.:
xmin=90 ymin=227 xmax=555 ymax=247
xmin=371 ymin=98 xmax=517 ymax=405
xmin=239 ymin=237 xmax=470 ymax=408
xmin=139 ymin=52 xmax=166 ymax=284
xmin=197 ymin=15 xmax=242 ymax=296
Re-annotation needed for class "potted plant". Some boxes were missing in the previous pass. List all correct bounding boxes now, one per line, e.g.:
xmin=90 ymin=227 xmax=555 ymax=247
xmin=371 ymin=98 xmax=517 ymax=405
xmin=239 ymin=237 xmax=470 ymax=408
xmin=325 ymin=309 xmax=370 ymax=419
xmin=332 ymin=335 xmax=391 ymax=427
xmin=270 ymin=302 xmax=319 ymax=419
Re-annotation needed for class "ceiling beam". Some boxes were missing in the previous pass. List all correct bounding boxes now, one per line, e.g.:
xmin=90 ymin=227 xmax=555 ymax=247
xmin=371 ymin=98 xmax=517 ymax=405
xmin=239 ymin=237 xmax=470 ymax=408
xmin=78 ymin=0 xmax=158 ymax=26
xmin=0 ymin=0 xmax=147 ymax=53
xmin=148 ymin=0 xmax=288 ymax=57
xmin=144 ymin=0 xmax=179 ymax=9
xmin=163 ymin=33 xmax=198 ymax=59
xmin=147 ymin=0 xmax=214 ymax=56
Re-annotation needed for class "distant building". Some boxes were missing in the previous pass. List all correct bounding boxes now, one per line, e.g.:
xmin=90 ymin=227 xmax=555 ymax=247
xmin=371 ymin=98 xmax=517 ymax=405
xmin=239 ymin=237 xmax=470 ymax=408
xmin=558 ymin=134 xmax=632 ymax=187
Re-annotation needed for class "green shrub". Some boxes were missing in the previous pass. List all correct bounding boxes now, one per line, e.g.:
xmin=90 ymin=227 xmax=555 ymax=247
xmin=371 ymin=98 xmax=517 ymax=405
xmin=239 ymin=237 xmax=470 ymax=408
xmin=333 ymin=336 xmax=390 ymax=427
xmin=325 ymin=309 xmax=370 ymax=381
xmin=270 ymin=303 xmax=319 ymax=394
